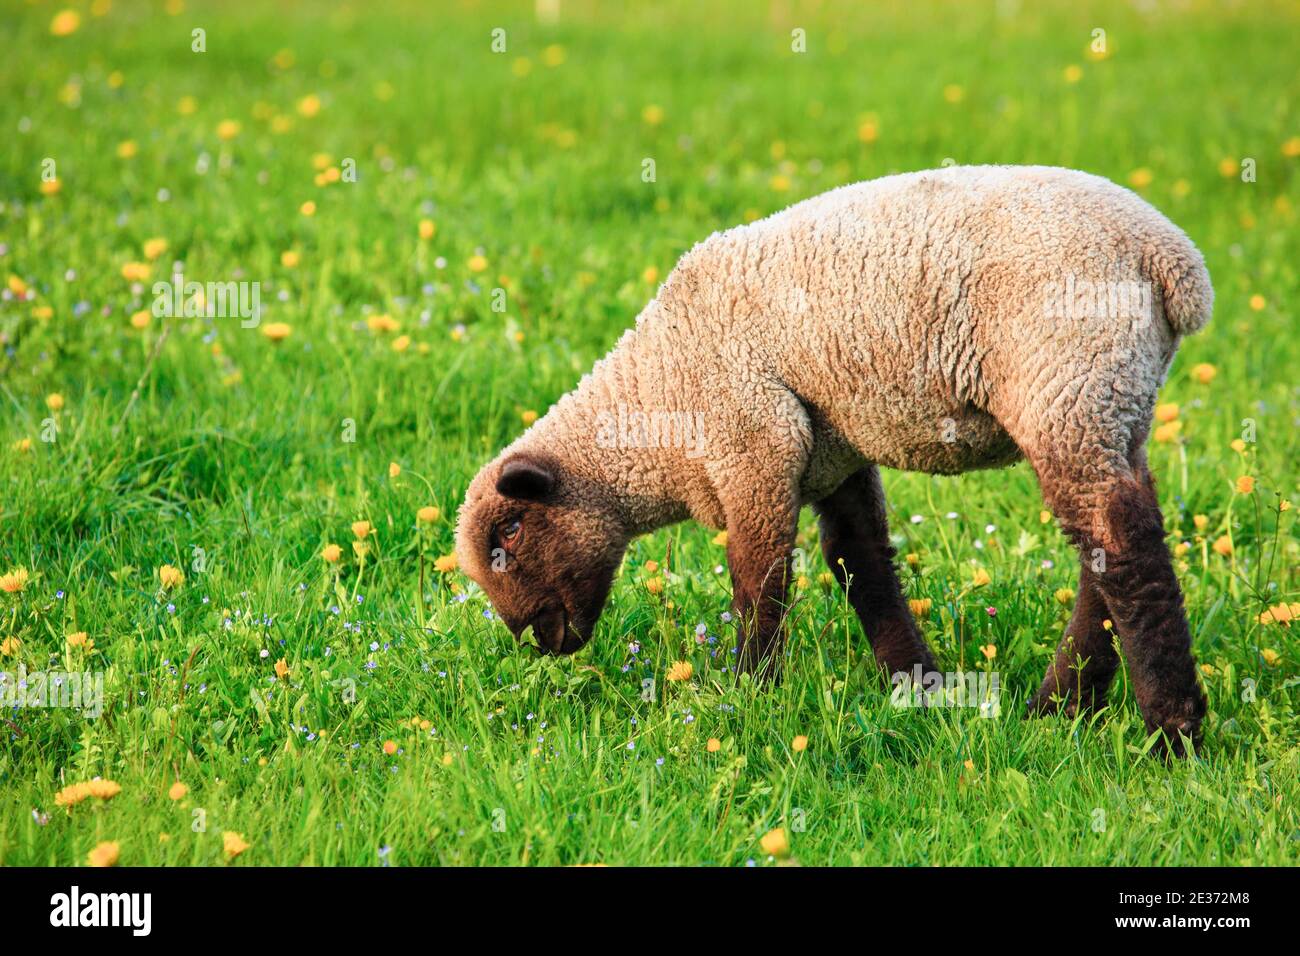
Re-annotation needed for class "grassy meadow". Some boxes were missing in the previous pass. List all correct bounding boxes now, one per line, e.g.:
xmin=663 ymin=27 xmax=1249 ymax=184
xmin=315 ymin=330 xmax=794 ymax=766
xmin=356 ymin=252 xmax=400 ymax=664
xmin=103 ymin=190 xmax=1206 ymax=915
xmin=1 ymin=0 xmax=1299 ymax=866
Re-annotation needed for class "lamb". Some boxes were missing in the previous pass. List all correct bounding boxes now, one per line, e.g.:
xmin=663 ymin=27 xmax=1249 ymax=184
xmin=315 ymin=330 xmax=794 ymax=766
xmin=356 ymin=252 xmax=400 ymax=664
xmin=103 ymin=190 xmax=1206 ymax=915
xmin=456 ymin=164 xmax=1212 ymax=755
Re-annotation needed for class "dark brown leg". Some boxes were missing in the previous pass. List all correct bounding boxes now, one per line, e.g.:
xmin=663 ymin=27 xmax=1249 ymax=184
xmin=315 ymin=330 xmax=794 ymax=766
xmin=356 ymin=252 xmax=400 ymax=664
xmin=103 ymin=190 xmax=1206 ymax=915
xmin=813 ymin=466 xmax=937 ymax=677
xmin=726 ymin=511 xmax=796 ymax=680
xmin=1027 ymin=563 xmax=1120 ymax=716
xmin=1089 ymin=468 xmax=1206 ymax=756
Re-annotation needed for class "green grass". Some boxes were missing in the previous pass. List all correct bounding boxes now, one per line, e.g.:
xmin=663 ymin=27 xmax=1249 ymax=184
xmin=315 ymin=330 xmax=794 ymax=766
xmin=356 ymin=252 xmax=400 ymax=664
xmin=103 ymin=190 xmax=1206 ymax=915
xmin=1 ymin=0 xmax=1298 ymax=866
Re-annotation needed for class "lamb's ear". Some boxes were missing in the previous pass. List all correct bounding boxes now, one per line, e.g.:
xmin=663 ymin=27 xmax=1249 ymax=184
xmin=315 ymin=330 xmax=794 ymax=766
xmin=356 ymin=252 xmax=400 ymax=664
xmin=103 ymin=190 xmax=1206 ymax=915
xmin=496 ymin=455 xmax=555 ymax=501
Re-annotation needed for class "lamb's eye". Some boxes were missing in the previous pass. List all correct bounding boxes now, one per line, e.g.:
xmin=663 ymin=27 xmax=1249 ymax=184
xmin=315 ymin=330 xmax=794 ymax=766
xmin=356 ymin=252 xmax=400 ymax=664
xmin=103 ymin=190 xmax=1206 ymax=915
xmin=499 ymin=520 xmax=522 ymax=550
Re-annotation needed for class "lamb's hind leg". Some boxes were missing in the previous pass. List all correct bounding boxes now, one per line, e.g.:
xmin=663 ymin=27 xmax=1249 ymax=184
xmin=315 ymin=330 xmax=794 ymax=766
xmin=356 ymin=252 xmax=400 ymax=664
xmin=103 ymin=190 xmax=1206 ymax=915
xmin=813 ymin=466 xmax=937 ymax=677
xmin=1032 ymin=450 xmax=1206 ymax=756
xmin=1027 ymin=562 xmax=1120 ymax=717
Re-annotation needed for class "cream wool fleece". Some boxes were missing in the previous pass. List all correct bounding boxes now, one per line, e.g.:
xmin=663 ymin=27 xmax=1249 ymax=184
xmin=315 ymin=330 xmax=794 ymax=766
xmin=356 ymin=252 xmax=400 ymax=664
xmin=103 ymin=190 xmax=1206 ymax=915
xmin=477 ymin=165 xmax=1211 ymax=548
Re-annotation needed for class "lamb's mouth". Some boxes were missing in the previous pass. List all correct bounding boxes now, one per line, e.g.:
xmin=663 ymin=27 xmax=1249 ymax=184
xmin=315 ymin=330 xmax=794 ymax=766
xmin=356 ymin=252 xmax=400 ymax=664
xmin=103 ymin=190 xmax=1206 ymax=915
xmin=528 ymin=605 xmax=585 ymax=655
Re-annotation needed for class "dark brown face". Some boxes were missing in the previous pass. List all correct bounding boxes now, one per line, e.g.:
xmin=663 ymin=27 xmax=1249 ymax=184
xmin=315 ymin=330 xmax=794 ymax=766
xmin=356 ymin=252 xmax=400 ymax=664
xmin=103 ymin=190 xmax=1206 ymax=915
xmin=456 ymin=454 xmax=626 ymax=654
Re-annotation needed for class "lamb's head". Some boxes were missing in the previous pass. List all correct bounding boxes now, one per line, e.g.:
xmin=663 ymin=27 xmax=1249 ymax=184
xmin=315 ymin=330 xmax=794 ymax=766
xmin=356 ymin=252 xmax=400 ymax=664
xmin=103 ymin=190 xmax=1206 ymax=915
xmin=455 ymin=452 xmax=627 ymax=654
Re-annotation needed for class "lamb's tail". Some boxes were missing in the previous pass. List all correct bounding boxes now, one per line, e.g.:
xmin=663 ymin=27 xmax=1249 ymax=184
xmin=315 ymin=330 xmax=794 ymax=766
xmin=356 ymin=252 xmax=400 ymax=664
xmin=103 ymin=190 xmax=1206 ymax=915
xmin=1145 ymin=237 xmax=1214 ymax=337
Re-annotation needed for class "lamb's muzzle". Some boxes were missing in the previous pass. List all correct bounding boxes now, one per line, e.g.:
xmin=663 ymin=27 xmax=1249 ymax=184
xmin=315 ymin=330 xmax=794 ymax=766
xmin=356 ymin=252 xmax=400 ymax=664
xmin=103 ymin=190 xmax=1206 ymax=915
xmin=456 ymin=164 xmax=1213 ymax=757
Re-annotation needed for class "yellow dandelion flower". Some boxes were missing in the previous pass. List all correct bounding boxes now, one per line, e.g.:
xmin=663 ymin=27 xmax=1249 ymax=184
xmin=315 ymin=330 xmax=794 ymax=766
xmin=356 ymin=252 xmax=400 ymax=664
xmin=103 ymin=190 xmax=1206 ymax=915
xmin=942 ymin=83 xmax=965 ymax=103
xmin=1249 ymin=294 xmax=1266 ymax=312
xmin=706 ymin=737 xmax=721 ymax=753
xmin=222 ymin=832 xmax=250 ymax=859
xmin=1127 ymin=167 xmax=1153 ymax=189
xmin=666 ymin=660 xmax=693 ymax=682
xmin=713 ymin=531 xmax=729 ymax=547
xmin=434 ymin=553 xmax=458 ymax=573
xmin=392 ymin=335 xmax=411 ymax=352
xmin=1191 ymin=363 xmax=1216 ymax=384
xmin=417 ymin=506 xmax=440 ymax=523
xmin=351 ymin=520 xmax=372 ymax=540
xmin=296 ymin=94 xmax=322 ymax=118
xmin=158 ymin=564 xmax=185 ymax=589
xmin=0 ymin=637 xmax=20 ymax=656
xmin=1235 ymin=475 xmax=1255 ymax=494
xmin=792 ymin=735 xmax=808 ymax=753
xmin=168 ymin=781 xmax=188 ymax=801
xmin=1054 ymin=588 xmax=1075 ymax=605
xmin=383 ymin=740 xmax=397 ymax=755
xmin=642 ymin=104 xmax=665 ymax=125
xmin=971 ymin=568 xmax=991 ymax=587
xmin=130 ymin=310 xmax=151 ymax=329
xmin=521 ymin=409 xmax=538 ymax=426
xmin=908 ymin=598 xmax=932 ymax=618
xmin=541 ymin=44 xmax=566 ymax=67
xmin=467 ymin=254 xmax=488 ymax=273
xmin=1217 ymin=157 xmax=1238 ymax=178
xmin=644 ymin=576 xmax=664 ymax=594
xmin=280 ymin=250 xmax=300 ymax=268
xmin=1154 ymin=403 xmax=1179 ymax=423
xmin=1193 ymin=514 xmax=1209 ymax=531
xmin=642 ymin=265 xmax=659 ymax=284
xmin=418 ymin=219 xmax=436 ymax=240
xmin=1063 ymin=64 xmax=1083 ymax=83
xmin=66 ymin=631 xmax=93 ymax=650
xmin=87 ymin=841 xmax=120 ymax=867
xmin=1153 ymin=421 xmax=1182 ymax=443
xmin=1230 ymin=438 xmax=1246 ymax=453
xmin=50 ymin=10 xmax=81 ymax=36
xmin=261 ymin=322 xmax=292 ymax=342
xmin=216 ymin=119 xmax=241 ymax=141
xmin=300 ymin=200 xmax=316 ymax=216
xmin=1212 ymin=535 xmax=1232 ymax=557
xmin=121 ymin=261 xmax=151 ymax=282
xmin=45 ymin=393 xmax=65 ymax=412
xmin=980 ymin=644 xmax=997 ymax=660
xmin=1262 ymin=648 xmax=1281 ymax=667
xmin=760 ymin=827 xmax=790 ymax=858
xmin=1 ymin=568 xmax=31 ymax=594
xmin=321 ymin=543 xmax=342 ymax=562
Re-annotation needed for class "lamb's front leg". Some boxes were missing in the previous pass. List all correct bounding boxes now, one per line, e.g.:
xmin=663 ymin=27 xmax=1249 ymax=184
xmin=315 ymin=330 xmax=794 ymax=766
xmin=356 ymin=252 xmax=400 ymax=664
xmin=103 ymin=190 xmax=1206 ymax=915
xmin=724 ymin=495 xmax=799 ymax=679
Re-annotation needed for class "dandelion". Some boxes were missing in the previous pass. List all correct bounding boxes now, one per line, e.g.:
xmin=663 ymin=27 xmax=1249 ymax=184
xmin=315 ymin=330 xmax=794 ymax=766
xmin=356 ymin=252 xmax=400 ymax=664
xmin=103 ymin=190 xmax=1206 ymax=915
xmin=297 ymin=94 xmax=322 ymax=118
xmin=1154 ymin=402 xmax=1179 ymax=423
xmin=467 ymin=254 xmax=488 ymax=273
xmin=300 ymin=200 xmax=316 ymax=216
xmin=222 ymin=832 xmax=250 ymax=859
xmin=1262 ymin=649 xmax=1281 ymax=667
xmin=66 ymin=631 xmax=93 ymax=651
xmin=353 ymin=540 xmax=370 ymax=559
xmin=1039 ymin=510 xmax=1052 ymax=524
xmin=261 ymin=322 xmax=292 ymax=342
xmin=1258 ymin=603 xmax=1299 ymax=626
xmin=0 ymin=637 xmax=20 ymax=656
xmin=541 ymin=44 xmax=566 ymax=66
xmin=367 ymin=313 xmax=399 ymax=333
xmin=116 ymin=140 xmax=138 ymax=159
xmin=352 ymin=520 xmax=372 ymax=539
xmin=391 ymin=334 xmax=411 ymax=352
xmin=388 ymin=461 xmax=401 ymax=478
xmin=1212 ymin=535 xmax=1232 ymax=557
xmin=1235 ymin=475 xmax=1255 ymax=494
xmin=280 ymin=250 xmax=300 ymax=268
xmin=158 ymin=564 xmax=185 ymax=589
xmin=434 ymin=553 xmax=458 ymax=573
xmin=417 ymin=506 xmax=440 ymax=523
xmin=1249 ymin=294 xmax=1267 ymax=311
xmin=383 ymin=740 xmax=397 ymax=755
xmin=1217 ymin=157 xmax=1239 ymax=178
xmin=87 ymin=841 xmax=120 ymax=867
xmin=322 ymin=543 xmax=342 ymax=563
xmin=1153 ymin=420 xmax=1182 ymax=443
xmin=644 ymin=576 xmax=664 ymax=594
xmin=50 ymin=10 xmax=81 ymax=36
xmin=130 ymin=310 xmax=151 ymax=330
xmin=760 ymin=827 xmax=790 ymax=858
xmin=142 ymin=237 xmax=168 ymax=260
xmin=971 ymin=568 xmax=991 ymax=587
xmin=1 ymin=567 xmax=30 ymax=593
xmin=418 ymin=219 xmax=436 ymax=240
xmin=908 ymin=598 xmax=932 ymax=618
xmin=521 ymin=409 xmax=538 ymax=425
xmin=792 ymin=735 xmax=808 ymax=753
xmin=121 ymin=261 xmax=151 ymax=282
xmin=1054 ymin=588 xmax=1075 ymax=606
xmin=1230 ymin=438 xmax=1246 ymax=453
xmin=642 ymin=104 xmax=665 ymax=125
xmin=13 ymin=437 xmax=33 ymax=453
xmin=1063 ymin=64 xmax=1083 ymax=83
xmin=980 ymin=644 xmax=997 ymax=660
xmin=706 ymin=738 xmax=721 ymax=752
xmin=857 ymin=114 xmax=879 ymax=143
xmin=1174 ymin=542 xmax=1190 ymax=558
xmin=40 ymin=179 xmax=62 ymax=196
xmin=1193 ymin=514 xmax=1209 ymax=532
xmin=1127 ymin=167 xmax=1153 ymax=189
xmin=168 ymin=781 xmax=188 ymax=801
xmin=666 ymin=661 xmax=693 ymax=682
xmin=274 ymin=658 xmax=290 ymax=680
xmin=216 ymin=119 xmax=241 ymax=141
xmin=1191 ymin=363 xmax=1217 ymax=384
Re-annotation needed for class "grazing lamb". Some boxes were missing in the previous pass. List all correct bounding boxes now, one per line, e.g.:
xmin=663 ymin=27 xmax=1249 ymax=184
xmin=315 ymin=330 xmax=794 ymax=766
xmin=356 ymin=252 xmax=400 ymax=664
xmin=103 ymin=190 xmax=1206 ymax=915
xmin=456 ymin=165 xmax=1212 ymax=755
